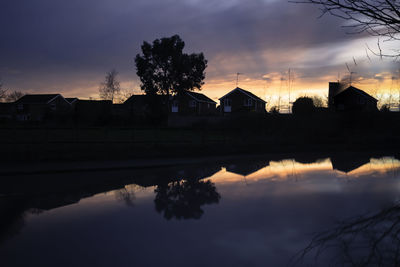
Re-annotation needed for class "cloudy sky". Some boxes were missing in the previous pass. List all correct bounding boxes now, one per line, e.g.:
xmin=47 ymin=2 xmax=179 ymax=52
xmin=1 ymin=0 xmax=399 ymax=107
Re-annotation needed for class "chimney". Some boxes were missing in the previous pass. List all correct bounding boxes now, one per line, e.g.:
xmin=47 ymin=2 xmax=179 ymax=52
xmin=328 ymin=82 xmax=341 ymax=108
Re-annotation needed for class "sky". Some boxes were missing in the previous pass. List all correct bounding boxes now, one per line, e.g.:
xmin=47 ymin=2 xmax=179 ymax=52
xmin=1 ymin=0 xmax=399 ymax=108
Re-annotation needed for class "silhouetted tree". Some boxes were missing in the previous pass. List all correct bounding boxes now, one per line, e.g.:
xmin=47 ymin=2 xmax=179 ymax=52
xmin=295 ymin=0 xmax=400 ymax=57
xmin=154 ymin=178 xmax=220 ymax=220
xmin=0 ymin=80 xmax=6 ymax=102
xmin=380 ymin=103 xmax=390 ymax=112
xmin=6 ymin=91 xmax=25 ymax=102
xmin=99 ymin=69 xmax=120 ymax=103
xmin=270 ymin=105 xmax=280 ymax=114
xmin=135 ymin=35 xmax=207 ymax=110
xmin=115 ymin=186 xmax=135 ymax=207
xmin=311 ymin=95 xmax=326 ymax=108
xmin=292 ymin=97 xmax=316 ymax=114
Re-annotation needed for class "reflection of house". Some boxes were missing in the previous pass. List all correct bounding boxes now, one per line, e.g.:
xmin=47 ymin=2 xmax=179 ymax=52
xmin=171 ymin=91 xmax=217 ymax=115
xmin=219 ymin=87 xmax=266 ymax=114
xmin=134 ymin=164 xmax=221 ymax=188
xmin=328 ymin=83 xmax=377 ymax=112
xmin=14 ymin=94 xmax=72 ymax=121
xmin=330 ymin=155 xmax=371 ymax=173
xmin=225 ymin=160 xmax=268 ymax=176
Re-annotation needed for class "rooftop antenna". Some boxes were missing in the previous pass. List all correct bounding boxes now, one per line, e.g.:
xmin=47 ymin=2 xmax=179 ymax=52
xmin=288 ymin=68 xmax=295 ymax=113
xmin=236 ymin=73 xmax=243 ymax=87
xmin=346 ymin=63 xmax=357 ymax=86
xmin=288 ymin=69 xmax=291 ymax=113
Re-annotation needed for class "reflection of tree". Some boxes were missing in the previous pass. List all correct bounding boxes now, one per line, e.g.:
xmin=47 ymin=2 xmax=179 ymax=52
xmin=154 ymin=179 xmax=221 ymax=220
xmin=0 ymin=198 xmax=29 ymax=245
xmin=115 ymin=185 xmax=137 ymax=207
xmin=292 ymin=205 xmax=400 ymax=266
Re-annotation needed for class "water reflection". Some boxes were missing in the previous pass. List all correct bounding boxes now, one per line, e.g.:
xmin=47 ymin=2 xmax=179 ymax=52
xmin=154 ymin=179 xmax=221 ymax=220
xmin=293 ymin=204 xmax=400 ymax=266
xmin=1 ymin=152 xmax=400 ymax=266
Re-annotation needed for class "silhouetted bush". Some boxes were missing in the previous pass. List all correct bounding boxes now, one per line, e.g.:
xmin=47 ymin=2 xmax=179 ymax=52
xmin=292 ymin=97 xmax=315 ymax=114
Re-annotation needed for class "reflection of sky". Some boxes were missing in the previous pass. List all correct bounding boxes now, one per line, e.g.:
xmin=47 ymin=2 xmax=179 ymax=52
xmin=1 ymin=0 xmax=399 ymax=105
xmin=207 ymin=157 xmax=400 ymax=184
xmin=1 ymin=157 xmax=400 ymax=266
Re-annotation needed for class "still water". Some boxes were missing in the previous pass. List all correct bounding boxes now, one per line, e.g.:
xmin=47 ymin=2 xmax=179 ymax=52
xmin=1 ymin=154 xmax=400 ymax=266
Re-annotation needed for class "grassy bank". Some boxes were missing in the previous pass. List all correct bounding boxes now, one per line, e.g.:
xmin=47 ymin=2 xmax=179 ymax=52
xmin=1 ymin=112 xmax=399 ymax=161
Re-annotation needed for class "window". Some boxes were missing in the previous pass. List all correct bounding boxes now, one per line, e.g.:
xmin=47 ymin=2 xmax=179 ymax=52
xmin=189 ymin=100 xmax=196 ymax=107
xmin=224 ymin=98 xmax=231 ymax=106
xmin=17 ymin=104 xmax=23 ymax=110
xmin=50 ymin=103 xmax=56 ymax=111
xmin=172 ymin=100 xmax=179 ymax=113
xmin=207 ymin=103 xmax=210 ymax=108
xmin=244 ymin=98 xmax=252 ymax=106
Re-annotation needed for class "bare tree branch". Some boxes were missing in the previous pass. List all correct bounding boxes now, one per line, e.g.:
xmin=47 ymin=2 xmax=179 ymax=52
xmin=293 ymin=0 xmax=400 ymax=57
xmin=99 ymin=69 xmax=121 ymax=103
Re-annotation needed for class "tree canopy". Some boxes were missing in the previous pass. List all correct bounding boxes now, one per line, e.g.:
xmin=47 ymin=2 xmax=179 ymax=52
xmin=135 ymin=35 xmax=207 ymax=97
xmin=292 ymin=97 xmax=316 ymax=114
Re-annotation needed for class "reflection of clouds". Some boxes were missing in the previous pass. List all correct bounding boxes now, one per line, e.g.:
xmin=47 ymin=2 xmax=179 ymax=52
xmin=208 ymin=159 xmax=333 ymax=184
xmin=209 ymin=157 xmax=400 ymax=186
xmin=346 ymin=157 xmax=400 ymax=178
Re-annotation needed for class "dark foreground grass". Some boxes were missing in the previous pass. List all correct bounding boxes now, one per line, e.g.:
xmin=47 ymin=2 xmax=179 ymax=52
xmin=0 ymin=111 xmax=399 ymax=161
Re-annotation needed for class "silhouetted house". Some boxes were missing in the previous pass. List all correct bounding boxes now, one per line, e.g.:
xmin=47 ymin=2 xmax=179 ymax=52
xmin=328 ymin=82 xmax=345 ymax=109
xmin=123 ymin=94 xmax=168 ymax=120
xmin=74 ymin=100 xmax=112 ymax=124
xmin=65 ymin=97 xmax=78 ymax=107
xmin=111 ymin=103 xmax=127 ymax=120
xmin=328 ymin=83 xmax=377 ymax=112
xmin=0 ymin=103 xmax=15 ymax=121
xmin=219 ymin=87 xmax=266 ymax=114
xmin=14 ymin=94 xmax=71 ymax=121
xmin=171 ymin=91 xmax=217 ymax=115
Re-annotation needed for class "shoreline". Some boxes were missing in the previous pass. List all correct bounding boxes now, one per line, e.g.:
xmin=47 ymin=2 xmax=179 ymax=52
xmin=1 ymin=146 xmax=398 ymax=176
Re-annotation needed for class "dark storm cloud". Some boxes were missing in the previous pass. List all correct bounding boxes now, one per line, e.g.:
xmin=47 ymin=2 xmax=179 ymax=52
xmin=0 ymin=0 xmax=365 ymax=94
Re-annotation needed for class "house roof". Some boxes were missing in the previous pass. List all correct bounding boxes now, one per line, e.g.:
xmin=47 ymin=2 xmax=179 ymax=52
xmin=16 ymin=94 xmax=66 ymax=104
xmin=185 ymin=91 xmax=216 ymax=104
xmin=219 ymin=87 xmax=267 ymax=103
xmin=65 ymin=97 xmax=78 ymax=104
xmin=334 ymin=86 xmax=377 ymax=102
xmin=124 ymin=94 xmax=168 ymax=105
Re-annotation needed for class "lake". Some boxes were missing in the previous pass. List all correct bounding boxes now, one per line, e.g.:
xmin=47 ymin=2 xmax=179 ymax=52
xmin=1 ymin=153 xmax=400 ymax=266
